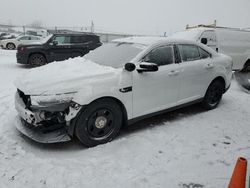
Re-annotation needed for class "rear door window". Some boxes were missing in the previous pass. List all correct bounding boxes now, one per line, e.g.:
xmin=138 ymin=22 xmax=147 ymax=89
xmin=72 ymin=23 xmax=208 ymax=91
xmin=178 ymin=44 xmax=200 ymax=62
xmin=70 ymin=36 xmax=89 ymax=43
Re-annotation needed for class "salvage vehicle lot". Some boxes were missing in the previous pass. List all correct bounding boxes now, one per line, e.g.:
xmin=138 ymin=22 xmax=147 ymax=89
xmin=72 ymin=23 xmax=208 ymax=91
xmin=0 ymin=49 xmax=249 ymax=187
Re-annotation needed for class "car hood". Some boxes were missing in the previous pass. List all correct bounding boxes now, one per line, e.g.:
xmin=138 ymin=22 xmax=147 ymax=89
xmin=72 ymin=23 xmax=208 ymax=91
xmin=18 ymin=43 xmax=43 ymax=48
xmin=14 ymin=57 xmax=119 ymax=95
xmin=1 ymin=38 xmax=15 ymax=42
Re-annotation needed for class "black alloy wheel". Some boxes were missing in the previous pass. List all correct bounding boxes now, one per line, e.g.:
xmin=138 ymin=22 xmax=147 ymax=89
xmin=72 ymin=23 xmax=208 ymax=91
xmin=75 ymin=99 xmax=123 ymax=147
xmin=87 ymin=108 xmax=115 ymax=139
xmin=202 ymin=80 xmax=224 ymax=110
xmin=6 ymin=43 xmax=15 ymax=50
xmin=29 ymin=54 xmax=47 ymax=66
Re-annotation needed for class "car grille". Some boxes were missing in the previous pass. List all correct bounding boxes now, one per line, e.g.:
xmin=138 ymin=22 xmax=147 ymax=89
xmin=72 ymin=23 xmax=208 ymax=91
xmin=17 ymin=89 xmax=31 ymax=108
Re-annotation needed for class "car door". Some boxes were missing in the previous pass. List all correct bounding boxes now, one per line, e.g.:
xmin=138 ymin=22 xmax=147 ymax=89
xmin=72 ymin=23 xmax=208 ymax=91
xmin=69 ymin=35 xmax=89 ymax=58
xmin=22 ymin=36 xmax=38 ymax=44
xmin=177 ymin=44 xmax=215 ymax=104
xmin=132 ymin=45 xmax=181 ymax=118
xmin=48 ymin=35 xmax=72 ymax=61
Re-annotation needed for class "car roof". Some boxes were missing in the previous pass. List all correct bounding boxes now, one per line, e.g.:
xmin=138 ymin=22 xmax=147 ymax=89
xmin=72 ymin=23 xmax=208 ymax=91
xmin=113 ymin=36 xmax=168 ymax=46
xmin=53 ymin=32 xmax=98 ymax=36
xmin=113 ymin=36 xmax=205 ymax=46
xmin=113 ymin=36 xmax=219 ymax=58
xmin=19 ymin=35 xmax=40 ymax=37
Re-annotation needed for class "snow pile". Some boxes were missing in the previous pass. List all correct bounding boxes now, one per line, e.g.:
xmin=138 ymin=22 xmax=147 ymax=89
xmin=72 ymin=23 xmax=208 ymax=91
xmin=14 ymin=57 xmax=117 ymax=95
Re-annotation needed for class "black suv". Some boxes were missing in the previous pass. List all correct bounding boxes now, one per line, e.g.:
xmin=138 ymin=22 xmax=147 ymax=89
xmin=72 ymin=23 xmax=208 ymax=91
xmin=16 ymin=33 xmax=102 ymax=66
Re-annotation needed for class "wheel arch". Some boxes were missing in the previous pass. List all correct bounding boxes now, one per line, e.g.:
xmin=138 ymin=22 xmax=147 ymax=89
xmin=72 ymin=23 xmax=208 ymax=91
xmin=91 ymin=96 xmax=128 ymax=125
xmin=209 ymin=76 xmax=226 ymax=93
xmin=28 ymin=52 xmax=48 ymax=63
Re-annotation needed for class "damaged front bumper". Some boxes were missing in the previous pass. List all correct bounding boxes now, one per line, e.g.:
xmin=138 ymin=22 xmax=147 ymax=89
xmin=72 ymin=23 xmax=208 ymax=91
xmin=15 ymin=117 xmax=71 ymax=143
xmin=15 ymin=91 xmax=82 ymax=143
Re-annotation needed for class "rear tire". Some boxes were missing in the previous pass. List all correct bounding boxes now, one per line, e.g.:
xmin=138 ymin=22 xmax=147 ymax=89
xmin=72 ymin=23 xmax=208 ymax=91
xmin=75 ymin=99 xmax=123 ymax=147
xmin=6 ymin=43 xmax=15 ymax=50
xmin=202 ymin=80 xmax=224 ymax=110
xmin=28 ymin=54 xmax=47 ymax=66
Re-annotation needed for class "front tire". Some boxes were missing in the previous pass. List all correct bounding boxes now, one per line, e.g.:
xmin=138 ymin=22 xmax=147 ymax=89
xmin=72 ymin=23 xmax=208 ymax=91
xmin=6 ymin=43 xmax=15 ymax=50
xmin=202 ymin=80 xmax=224 ymax=110
xmin=75 ymin=99 xmax=123 ymax=147
xmin=28 ymin=54 xmax=47 ymax=66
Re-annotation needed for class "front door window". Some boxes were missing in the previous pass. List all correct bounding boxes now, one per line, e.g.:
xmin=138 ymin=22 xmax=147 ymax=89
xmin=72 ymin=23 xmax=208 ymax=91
xmin=53 ymin=36 xmax=71 ymax=45
xmin=143 ymin=45 xmax=174 ymax=66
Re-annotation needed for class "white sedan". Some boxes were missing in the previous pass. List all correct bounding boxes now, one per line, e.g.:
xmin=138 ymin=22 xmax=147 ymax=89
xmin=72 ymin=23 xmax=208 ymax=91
xmin=0 ymin=35 xmax=41 ymax=50
xmin=14 ymin=37 xmax=233 ymax=147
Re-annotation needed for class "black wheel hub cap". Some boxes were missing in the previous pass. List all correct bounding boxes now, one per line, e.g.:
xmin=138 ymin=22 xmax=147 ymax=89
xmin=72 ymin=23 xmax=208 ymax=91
xmin=87 ymin=109 xmax=114 ymax=139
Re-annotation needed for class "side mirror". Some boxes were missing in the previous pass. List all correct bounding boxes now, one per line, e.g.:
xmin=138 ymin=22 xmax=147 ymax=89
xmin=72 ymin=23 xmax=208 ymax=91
xmin=53 ymin=41 xmax=58 ymax=45
xmin=50 ymin=40 xmax=58 ymax=46
xmin=124 ymin=63 xmax=136 ymax=72
xmin=137 ymin=62 xmax=158 ymax=73
xmin=201 ymin=38 xmax=208 ymax=45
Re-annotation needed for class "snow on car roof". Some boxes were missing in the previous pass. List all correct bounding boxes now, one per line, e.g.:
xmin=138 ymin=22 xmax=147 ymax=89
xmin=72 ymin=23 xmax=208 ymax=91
xmin=112 ymin=36 xmax=205 ymax=47
xmin=112 ymin=36 xmax=217 ymax=56
xmin=113 ymin=36 xmax=168 ymax=46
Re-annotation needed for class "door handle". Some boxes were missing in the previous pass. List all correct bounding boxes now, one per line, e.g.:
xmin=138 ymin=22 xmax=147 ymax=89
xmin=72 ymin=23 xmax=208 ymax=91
xmin=168 ymin=70 xmax=180 ymax=76
xmin=205 ymin=63 xmax=214 ymax=69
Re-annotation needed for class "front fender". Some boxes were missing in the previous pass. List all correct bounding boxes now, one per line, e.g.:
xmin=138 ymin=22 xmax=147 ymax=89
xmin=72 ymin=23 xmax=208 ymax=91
xmin=72 ymin=73 xmax=133 ymax=120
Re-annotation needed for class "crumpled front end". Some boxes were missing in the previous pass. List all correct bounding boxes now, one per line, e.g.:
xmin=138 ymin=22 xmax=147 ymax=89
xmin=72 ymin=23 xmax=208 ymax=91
xmin=15 ymin=89 xmax=83 ymax=143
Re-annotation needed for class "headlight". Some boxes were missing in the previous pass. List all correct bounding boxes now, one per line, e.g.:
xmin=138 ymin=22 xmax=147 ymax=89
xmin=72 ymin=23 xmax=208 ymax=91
xmin=30 ymin=92 xmax=77 ymax=110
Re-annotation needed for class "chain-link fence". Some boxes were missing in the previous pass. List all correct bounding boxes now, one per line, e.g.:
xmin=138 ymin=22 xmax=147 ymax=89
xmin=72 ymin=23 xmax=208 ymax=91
xmin=0 ymin=24 xmax=147 ymax=42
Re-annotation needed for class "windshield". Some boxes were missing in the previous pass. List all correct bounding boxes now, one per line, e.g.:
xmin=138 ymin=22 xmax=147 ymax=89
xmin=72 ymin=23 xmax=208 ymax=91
xmin=84 ymin=42 xmax=145 ymax=68
xmin=39 ymin=34 xmax=53 ymax=44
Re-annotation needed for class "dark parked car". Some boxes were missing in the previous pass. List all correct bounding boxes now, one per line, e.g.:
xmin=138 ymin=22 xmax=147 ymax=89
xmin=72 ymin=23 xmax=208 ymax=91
xmin=16 ymin=33 xmax=102 ymax=66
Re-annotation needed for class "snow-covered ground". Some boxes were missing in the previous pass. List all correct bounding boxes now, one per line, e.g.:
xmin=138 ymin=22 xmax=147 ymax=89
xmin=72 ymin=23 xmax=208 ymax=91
xmin=0 ymin=49 xmax=249 ymax=188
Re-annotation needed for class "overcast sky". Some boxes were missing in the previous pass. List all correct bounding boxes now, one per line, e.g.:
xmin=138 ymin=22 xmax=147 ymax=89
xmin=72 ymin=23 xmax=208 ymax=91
xmin=1 ymin=0 xmax=250 ymax=35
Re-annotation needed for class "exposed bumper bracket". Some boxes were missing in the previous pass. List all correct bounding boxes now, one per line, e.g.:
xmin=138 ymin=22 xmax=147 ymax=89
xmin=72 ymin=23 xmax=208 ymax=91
xmin=15 ymin=117 xmax=71 ymax=143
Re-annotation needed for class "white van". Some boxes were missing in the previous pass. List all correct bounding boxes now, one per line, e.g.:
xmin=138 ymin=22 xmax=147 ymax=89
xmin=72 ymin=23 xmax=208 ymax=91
xmin=171 ymin=26 xmax=250 ymax=71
